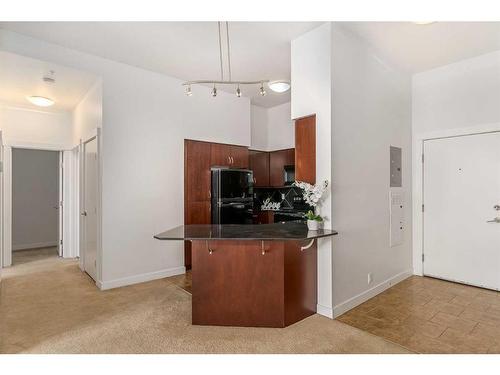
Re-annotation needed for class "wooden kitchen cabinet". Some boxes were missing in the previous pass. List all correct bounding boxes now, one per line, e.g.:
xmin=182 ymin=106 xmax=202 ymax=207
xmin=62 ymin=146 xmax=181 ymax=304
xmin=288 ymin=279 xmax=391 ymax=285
xmin=185 ymin=140 xmax=211 ymax=201
xmin=269 ymin=148 xmax=295 ymax=187
xmin=185 ymin=201 xmax=211 ymax=225
xmin=249 ymin=150 xmax=270 ymax=187
xmin=295 ymin=115 xmax=316 ymax=184
xmin=210 ymin=143 xmax=249 ymax=168
xmin=230 ymin=145 xmax=249 ymax=168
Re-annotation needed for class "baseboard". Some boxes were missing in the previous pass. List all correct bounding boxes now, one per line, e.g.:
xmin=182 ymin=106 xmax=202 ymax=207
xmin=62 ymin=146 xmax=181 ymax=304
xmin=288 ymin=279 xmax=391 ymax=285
xmin=12 ymin=241 xmax=58 ymax=251
xmin=316 ymin=303 xmax=334 ymax=319
xmin=333 ymin=269 xmax=412 ymax=318
xmin=97 ymin=266 xmax=186 ymax=290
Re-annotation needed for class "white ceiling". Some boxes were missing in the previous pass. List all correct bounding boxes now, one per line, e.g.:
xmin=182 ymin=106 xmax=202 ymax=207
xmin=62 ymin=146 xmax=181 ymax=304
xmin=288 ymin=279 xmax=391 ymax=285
xmin=0 ymin=22 xmax=322 ymax=108
xmin=1 ymin=22 xmax=499 ymax=109
xmin=0 ymin=50 xmax=98 ymax=112
xmin=341 ymin=22 xmax=500 ymax=73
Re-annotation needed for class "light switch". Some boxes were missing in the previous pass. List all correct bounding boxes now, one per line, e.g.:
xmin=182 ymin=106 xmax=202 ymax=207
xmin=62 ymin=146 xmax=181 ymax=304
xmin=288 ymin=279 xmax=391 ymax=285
xmin=390 ymin=191 xmax=404 ymax=247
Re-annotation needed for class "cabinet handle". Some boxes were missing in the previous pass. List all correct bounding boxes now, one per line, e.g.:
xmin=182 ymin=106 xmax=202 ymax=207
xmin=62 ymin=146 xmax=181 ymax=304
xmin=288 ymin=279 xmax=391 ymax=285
xmin=227 ymin=156 xmax=231 ymax=164
xmin=231 ymin=156 xmax=234 ymax=164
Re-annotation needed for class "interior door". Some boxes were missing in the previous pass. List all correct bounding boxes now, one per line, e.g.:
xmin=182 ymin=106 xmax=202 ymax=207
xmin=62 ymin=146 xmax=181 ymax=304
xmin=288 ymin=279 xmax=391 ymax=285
xmin=58 ymin=152 xmax=63 ymax=256
xmin=83 ymin=137 xmax=98 ymax=281
xmin=423 ymin=132 xmax=500 ymax=290
xmin=0 ymin=131 xmax=3 ymax=275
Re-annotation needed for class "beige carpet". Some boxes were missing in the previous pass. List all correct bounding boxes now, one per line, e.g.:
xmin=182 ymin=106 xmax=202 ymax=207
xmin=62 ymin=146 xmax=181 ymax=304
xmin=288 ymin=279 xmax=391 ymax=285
xmin=0 ymin=248 xmax=412 ymax=354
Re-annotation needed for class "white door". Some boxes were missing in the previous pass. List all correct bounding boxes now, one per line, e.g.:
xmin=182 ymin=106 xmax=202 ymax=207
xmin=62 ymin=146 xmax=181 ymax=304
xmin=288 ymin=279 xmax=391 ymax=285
xmin=423 ymin=132 xmax=500 ymax=291
xmin=58 ymin=152 xmax=63 ymax=256
xmin=83 ymin=137 xmax=98 ymax=280
xmin=0 ymin=131 xmax=3 ymax=275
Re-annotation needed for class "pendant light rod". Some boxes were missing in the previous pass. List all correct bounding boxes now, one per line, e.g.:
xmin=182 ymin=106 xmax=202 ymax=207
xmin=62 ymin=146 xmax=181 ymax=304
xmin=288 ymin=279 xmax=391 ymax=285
xmin=182 ymin=80 xmax=269 ymax=86
xmin=218 ymin=21 xmax=224 ymax=81
xmin=226 ymin=21 xmax=232 ymax=82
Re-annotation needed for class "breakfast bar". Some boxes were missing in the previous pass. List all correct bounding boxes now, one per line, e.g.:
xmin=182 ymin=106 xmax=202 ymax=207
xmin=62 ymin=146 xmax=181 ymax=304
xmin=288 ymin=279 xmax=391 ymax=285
xmin=154 ymin=222 xmax=337 ymax=328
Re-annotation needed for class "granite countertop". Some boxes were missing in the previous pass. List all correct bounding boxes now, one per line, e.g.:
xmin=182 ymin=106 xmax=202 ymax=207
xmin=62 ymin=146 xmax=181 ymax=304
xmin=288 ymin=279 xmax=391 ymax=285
xmin=154 ymin=222 xmax=338 ymax=241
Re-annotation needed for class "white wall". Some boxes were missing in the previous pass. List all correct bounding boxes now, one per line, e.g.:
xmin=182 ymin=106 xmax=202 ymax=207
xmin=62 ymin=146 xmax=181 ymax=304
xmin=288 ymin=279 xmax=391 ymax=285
xmin=291 ymin=23 xmax=412 ymax=318
xmin=0 ymin=105 xmax=73 ymax=148
xmin=412 ymin=50 xmax=500 ymax=275
xmin=250 ymin=104 xmax=268 ymax=150
xmin=12 ymin=148 xmax=59 ymax=250
xmin=330 ymin=24 xmax=413 ymax=315
xmin=0 ymin=29 xmax=251 ymax=288
xmin=73 ymin=79 xmax=102 ymax=144
xmin=413 ymin=51 xmax=500 ymax=136
xmin=291 ymin=23 xmax=334 ymax=317
xmin=251 ymin=102 xmax=293 ymax=151
xmin=267 ymin=102 xmax=294 ymax=150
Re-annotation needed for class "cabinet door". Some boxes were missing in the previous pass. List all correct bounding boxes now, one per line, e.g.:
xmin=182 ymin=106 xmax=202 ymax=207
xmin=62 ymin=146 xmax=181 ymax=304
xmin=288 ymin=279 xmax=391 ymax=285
xmin=295 ymin=115 xmax=316 ymax=184
xmin=231 ymin=145 xmax=249 ymax=168
xmin=210 ymin=143 xmax=232 ymax=167
xmin=285 ymin=148 xmax=295 ymax=166
xmin=269 ymin=150 xmax=287 ymax=187
xmin=185 ymin=140 xmax=211 ymax=201
xmin=249 ymin=150 xmax=270 ymax=187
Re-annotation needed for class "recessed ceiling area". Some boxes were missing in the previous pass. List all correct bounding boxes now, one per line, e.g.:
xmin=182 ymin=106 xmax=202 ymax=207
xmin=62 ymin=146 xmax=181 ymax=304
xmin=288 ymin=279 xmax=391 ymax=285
xmin=0 ymin=22 xmax=322 ymax=108
xmin=341 ymin=22 xmax=500 ymax=73
xmin=0 ymin=50 xmax=98 ymax=112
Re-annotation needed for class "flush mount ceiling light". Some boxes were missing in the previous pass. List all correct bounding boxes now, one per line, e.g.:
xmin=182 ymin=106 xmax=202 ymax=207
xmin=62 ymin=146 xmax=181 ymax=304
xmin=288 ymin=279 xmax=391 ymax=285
xmin=26 ymin=95 xmax=55 ymax=107
xmin=268 ymin=80 xmax=291 ymax=93
xmin=413 ymin=21 xmax=436 ymax=25
xmin=183 ymin=22 xmax=273 ymax=98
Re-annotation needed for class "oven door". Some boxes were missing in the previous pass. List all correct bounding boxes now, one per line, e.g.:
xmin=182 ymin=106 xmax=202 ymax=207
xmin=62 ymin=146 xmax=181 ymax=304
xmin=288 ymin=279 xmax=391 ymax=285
xmin=219 ymin=201 xmax=254 ymax=224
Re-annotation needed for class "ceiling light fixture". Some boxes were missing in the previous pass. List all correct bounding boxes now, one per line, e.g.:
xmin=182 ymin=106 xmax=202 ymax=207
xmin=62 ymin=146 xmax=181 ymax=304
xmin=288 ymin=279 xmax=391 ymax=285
xmin=413 ymin=21 xmax=436 ymax=25
xmin=26 ymin=95 xmax=55 ymax=107
xmin=182 ymin=22 xmax=281 ymax=98
xmin=268 ymin=80 xmax=291 ymax=93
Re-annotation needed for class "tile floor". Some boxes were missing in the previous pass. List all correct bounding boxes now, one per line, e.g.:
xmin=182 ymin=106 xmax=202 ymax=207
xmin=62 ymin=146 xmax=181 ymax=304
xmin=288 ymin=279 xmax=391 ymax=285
xmin=336 ymin=276 xmax=500 ymax=353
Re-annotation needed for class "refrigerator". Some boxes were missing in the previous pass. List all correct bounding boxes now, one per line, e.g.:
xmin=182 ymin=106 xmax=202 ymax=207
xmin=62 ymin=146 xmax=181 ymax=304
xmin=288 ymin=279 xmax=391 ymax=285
xmin=211 ymin=167 xmax=254 ymax=224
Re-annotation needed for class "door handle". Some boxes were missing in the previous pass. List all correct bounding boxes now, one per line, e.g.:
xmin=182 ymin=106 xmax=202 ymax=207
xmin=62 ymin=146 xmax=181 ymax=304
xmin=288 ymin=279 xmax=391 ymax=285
xmin=494 ymin=205 xmax=500 ymax=211
xmin=81 ymin=211 xmax=87 ymax=216
xmin=486 ymin=217 xmax=500 ymax=223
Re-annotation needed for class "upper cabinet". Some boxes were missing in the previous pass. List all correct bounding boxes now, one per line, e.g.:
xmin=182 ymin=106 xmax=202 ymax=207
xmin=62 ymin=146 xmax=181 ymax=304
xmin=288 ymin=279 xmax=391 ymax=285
xmin=295 ymin=115 xmax=316 ymax=184
xmin=210 ymin=143 xmax=249 ymax=168
xmin=249 ymin=150 xmax=270 ymax=187
xmin=270 ymin=148 xmax=295 ymax=187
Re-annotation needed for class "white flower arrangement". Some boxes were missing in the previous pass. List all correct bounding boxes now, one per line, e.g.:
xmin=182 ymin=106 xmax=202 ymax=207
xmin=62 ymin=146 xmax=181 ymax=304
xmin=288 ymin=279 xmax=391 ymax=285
xmin=294 ymin=180 xmax=329 ymax=207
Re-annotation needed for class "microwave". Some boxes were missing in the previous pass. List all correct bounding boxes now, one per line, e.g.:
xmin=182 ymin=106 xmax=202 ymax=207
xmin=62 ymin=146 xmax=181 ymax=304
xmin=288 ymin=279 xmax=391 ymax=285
xmin=283 ymin=165 xmax=295 ymax=185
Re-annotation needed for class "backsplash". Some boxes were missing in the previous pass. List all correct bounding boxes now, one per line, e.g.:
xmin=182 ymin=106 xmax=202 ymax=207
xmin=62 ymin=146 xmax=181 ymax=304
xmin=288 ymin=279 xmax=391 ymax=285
xmin=254 ymin=186 xmax=312 ymax=212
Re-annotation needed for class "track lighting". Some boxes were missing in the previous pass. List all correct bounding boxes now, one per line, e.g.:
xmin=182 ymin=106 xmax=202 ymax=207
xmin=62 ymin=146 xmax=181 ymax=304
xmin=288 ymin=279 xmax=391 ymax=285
xmin=259 ymin=83 xmax=267 ymax=96
xmin=182 ymin=22 xmax=280 ymax=99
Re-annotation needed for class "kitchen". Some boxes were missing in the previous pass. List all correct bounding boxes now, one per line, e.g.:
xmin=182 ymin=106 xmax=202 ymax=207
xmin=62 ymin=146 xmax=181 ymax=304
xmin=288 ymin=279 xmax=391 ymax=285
xmin=156 ymin=110 xmax=337 ymax=328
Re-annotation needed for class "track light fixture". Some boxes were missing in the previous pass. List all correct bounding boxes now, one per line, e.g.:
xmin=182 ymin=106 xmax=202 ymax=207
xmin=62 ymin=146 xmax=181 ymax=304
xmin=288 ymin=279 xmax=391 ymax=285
xmin=182 ymin=22 xmax=285 ymax=98
xmin=259 ymin=82 xmax=267 ymax=96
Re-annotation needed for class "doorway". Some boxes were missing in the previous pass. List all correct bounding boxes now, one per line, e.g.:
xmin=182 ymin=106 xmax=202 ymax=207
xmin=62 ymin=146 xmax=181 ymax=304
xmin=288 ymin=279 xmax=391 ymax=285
xmin=11 ymin=148 xmax=61 ymax=265
xmin=423 ymin=131 xmax=500 ymax=291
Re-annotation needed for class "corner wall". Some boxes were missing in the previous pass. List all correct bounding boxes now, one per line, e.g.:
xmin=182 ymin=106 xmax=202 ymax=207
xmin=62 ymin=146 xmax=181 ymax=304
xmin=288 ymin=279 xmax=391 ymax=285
xmin=291 ymin=23 xmax=413 ymax=318
xmin=250 ymin=102 xmax=294 ymax=151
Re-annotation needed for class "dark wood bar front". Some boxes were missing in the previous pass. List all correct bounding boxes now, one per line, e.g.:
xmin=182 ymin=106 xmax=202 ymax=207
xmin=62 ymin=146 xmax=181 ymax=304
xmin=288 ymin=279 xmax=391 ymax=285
xmin=154 ymin=223 xmax=337 ymax=328
xmin=192 ymin=239 xmax=317 ymax=328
